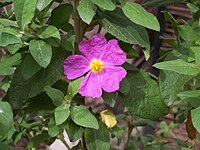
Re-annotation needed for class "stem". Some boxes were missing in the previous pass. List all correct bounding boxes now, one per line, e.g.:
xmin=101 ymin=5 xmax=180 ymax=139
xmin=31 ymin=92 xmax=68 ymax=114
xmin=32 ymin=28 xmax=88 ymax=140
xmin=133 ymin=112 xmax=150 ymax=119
xmin=126 ymin=125 xmax=133 ymax=148
xmin=59 ymin=133 xmax=71 ymax=150
xmin=73 ymin=0 xmax=83 ymax=43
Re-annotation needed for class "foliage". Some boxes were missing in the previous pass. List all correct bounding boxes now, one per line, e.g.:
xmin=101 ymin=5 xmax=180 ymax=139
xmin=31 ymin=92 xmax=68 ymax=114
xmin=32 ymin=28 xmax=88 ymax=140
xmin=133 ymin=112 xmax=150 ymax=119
xmin=0 ymin=0 xmax=200 ymax=149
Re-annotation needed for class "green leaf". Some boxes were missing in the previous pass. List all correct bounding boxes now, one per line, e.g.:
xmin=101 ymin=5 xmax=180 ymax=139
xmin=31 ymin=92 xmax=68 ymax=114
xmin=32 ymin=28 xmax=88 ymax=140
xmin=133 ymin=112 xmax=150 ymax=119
xmin=178 ymin=25 xmax=199 ymax=42
xmin=178 ymin=90 xmax=200 ymax=107
xmin=98 ymin=8 xmax=150 ymax=58
xmin=7 ymin=43 xmax=23 ymax=54
xmin=68 ymin=77 xmax=83 ymax=98
xmin=45 ymin=86 xmax=64 ymax=106
xmin=9 ymin=49 xmax=67 ymax=109
xmin=0 ymin=27 xmax=22 ymax=47
xmin=122 ymin=2 xmax=160 ymax=31
xmin=66 ymin=120 xmax=84 ymax=142
xmin=77 ymin=0 xmax=96 ymax=24
xmin=70 ymin=105 xmax=99 ymax=129
xmin=48 ymin=117 xmax=60 ymax=137
xmin=37 ymin=0 xmax=52 ymax=11
xmin=154 ymin=59 xmax=200 ymax=76
xmin=91 ymin=0 xmax=116 ymax=11
xmin=85 ymin=123 xmax=110 ymax=150
xmin=160 ymin=71 xmax=192 ymax=104
xmin=54 ymin=104 xmax=70 ymax=125
xmin=0 ymin=19 xmax=18 ymax=27
xmin=0 ymin=53 xmax=21 ymax=71
xmin=0 ymin=101 xmax=13 ymax=137
xmin=29 ymin=40 xmax=52 ymax=68
xmin=50 ymin=4 xmax=73 ymax=29
xmin=13 ymin=0 xmax=37 ymax=30
xmin=191 ymin=107 xmax=200 ymax=133
xmin=21 ymin=54 xmax=42 ymax=80
xmin=121 ymin=70 xmax=168 ymax=119
xmin=38 ymin=25 xmax=61 ymax=47
xmin=190 ymin=47 xmax=200 ymax=63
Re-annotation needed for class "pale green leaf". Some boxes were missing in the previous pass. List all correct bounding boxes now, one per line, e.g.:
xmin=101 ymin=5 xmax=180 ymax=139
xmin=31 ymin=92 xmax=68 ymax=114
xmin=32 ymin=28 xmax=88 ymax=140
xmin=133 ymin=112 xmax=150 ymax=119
xmin=70 ymin=105 xmax=99 ymax=129
xmin=13 ymin=0 xmax=37 ymax=30
xmin=0 ymin=101 xmax=13 ymax=137
xmin=191 ymin=107 xmax=200 ymax=133
xmin=91 ymin=0 xmax=116 ymax=11
xmin=45 ymin=86 xmax=64 ymax=106
xmin=54 ymin=104 xmax=70 ymax=125
xmin=29 ymin=40 xmax=52 ymax=68
xmin=77 ymin=0 xmax=96 ymax=24
xmin=154 ymin=59 xmax=200 ymax=76
xmin=122 ymin=2 xmax=160 ymax=31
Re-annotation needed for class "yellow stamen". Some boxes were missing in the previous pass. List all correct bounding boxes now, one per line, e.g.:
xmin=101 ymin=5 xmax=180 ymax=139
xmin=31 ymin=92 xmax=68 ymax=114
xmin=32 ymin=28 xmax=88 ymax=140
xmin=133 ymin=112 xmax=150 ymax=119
xmin=90 ymin=59 xmax=104 ymax=73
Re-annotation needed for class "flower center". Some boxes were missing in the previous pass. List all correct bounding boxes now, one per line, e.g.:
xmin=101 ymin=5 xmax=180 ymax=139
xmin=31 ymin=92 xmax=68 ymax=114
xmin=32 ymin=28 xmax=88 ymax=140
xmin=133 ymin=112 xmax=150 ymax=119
xmin=90 ymin=59 xmax=104 ymax=73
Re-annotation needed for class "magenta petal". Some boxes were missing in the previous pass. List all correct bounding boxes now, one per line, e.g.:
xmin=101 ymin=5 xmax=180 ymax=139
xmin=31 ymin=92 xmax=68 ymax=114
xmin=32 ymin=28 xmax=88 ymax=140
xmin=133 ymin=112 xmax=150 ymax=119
xmin=78 ymin=72 xmax=102 ymax=98
xmin=64 ymin=55 xmax=90 ymax=80
xmin=100 ymin=39 xmax=126 ymax=65
xmin=101 ymin=66 xmax=127 ymax=92
xmin=78 ymin=34 xmax=107 ymax=60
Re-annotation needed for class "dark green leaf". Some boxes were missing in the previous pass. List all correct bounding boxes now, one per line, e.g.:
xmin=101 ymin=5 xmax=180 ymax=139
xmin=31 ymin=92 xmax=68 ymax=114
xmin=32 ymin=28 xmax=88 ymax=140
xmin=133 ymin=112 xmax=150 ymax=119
xmin=85 ymin=123 xmax=110 ymax=150
xmin=0 ymin=142 xmax=12 ymax=150
xmin=144 ymin=0 xmax=184 ymax=7
xmin=45 ymin=86 xmax=64 ymax=106
xmin=70 ymin=105 xmax=99 ymax=129
xmin=26 ymin=132 xmax=49 ymax=149
xmin=9 ymin=49 xmax=67 ymax=109
xmin=122 ymin=2 xmax=160 ymax=31
xmin=29 ymin=40 xmax=52 ymax=68
xmin=54 ymin=104 xmax=70 ymax=125
xmin=77 ymin=0 xmax=96 ymax=24
xmin=50 ymin=4 xmax=73 ymax=29
xmin=102 ymin=92 xmax=116 ymax=107
xmin=13 ymin=0 xmax=37 ymax=30
xmin=0 ymin=101 xmax=13 ymax=137
xmin=24 ymin=93 xmax=55 ymax=120
xmin=21 ymin=54 xmax=42 ymax=80
xmin=119 ymin=77 xmax=130 ymax=94
xmin=121 ymin=70 xmax=168 ymax=119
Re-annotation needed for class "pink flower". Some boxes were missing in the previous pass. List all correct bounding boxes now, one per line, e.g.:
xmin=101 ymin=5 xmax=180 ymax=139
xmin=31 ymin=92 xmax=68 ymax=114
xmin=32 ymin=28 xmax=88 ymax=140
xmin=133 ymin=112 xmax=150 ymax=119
xmin=64 ymin=34 xmax=127 ymax=98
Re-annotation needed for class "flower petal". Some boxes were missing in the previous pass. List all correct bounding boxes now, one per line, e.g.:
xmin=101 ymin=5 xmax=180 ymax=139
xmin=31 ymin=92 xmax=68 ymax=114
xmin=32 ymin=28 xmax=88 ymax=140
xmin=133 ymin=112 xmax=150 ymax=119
xmin=100 ymin=39 xmax=126 ymax=65
xmin=64 ymin=55 xmax=90 ymax=80
xmin=78 ymin=34 xmax=107 ymax=60
xmin=78 ymin=72 xmax=102 ymax=98
xmin=101 ymin=66 xmax=127 ymax=92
